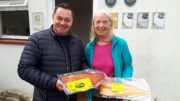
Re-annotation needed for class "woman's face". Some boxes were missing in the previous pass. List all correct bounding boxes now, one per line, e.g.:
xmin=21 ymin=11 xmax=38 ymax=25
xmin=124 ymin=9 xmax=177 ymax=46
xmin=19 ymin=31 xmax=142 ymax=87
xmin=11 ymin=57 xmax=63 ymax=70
xmin=94 ymin=13 xmax=111 ymax=38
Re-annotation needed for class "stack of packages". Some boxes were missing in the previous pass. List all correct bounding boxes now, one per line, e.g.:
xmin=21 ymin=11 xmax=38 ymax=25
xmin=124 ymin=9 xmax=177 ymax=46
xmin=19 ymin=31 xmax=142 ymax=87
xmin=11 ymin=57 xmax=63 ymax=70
xmin=59 ymin=69 xmax=151 ymax=100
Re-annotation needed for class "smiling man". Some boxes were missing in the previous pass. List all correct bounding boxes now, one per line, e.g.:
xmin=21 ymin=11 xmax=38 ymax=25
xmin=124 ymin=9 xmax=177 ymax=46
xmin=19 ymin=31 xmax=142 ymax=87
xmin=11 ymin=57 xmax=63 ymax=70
xmin=52 ymin=5 xmax=73 ymax=36
xmin=18 ymin=3 xmax=87 ymax=101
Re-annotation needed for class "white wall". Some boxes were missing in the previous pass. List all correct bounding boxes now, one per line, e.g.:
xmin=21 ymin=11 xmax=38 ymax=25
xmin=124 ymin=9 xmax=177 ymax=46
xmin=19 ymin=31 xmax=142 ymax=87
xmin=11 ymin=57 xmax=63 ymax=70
xmin=28 ymin=0 xmax=54 ymax=34
xmin=0 ymin=44 xmax=33 ymax=96
xmin=0 ymin=0 xmax=55 ymax=97
xmin=94 ymin=0 xmax=180 ymax=101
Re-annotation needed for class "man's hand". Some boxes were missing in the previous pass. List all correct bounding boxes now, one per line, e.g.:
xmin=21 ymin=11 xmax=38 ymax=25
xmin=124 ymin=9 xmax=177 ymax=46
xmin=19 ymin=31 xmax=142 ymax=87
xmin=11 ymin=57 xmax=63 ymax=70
xmin=56 ymin=79 xmax=65 ymax=91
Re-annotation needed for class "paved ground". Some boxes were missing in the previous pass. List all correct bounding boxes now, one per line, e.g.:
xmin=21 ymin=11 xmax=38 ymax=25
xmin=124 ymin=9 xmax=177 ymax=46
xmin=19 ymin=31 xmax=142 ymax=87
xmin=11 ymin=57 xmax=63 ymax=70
xmin=0 ymin=90 xmax=31 ymax=101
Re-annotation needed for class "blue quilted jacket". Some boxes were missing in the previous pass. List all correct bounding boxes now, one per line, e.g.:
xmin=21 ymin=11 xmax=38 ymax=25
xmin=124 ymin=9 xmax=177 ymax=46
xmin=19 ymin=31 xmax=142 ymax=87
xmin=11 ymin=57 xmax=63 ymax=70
xmin=18 ymin=26 xmax=87 ymax=101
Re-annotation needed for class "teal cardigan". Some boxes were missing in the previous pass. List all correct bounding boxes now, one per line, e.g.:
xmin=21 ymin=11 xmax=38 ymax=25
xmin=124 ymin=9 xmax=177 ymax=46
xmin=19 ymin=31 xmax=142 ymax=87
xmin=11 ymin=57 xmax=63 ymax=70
xmin=85 ymin=35 xmax=133 ymax=101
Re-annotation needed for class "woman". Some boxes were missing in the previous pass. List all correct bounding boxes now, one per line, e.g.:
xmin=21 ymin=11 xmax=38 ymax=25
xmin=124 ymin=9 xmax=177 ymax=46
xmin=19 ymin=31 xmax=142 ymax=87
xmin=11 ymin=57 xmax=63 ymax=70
xmin=85 ymin=10 xmax=133 ymax=101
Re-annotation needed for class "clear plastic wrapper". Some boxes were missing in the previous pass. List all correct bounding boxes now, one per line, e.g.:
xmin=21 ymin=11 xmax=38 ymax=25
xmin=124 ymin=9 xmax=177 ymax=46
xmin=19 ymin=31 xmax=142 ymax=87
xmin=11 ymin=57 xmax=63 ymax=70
xmin=95 ymin=78 xmax=151 ymax=101
xmin=59 ymin=69 xmax=106 ymax=95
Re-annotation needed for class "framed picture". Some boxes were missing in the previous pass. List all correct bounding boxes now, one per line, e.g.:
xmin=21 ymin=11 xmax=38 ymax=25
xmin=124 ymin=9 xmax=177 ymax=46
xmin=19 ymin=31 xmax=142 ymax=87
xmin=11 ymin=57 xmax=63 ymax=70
xmin=137 ymin=12 xmax=149 ymax=29
xmin=152 ymin=12 xmax=165 ymax=29
xmin=111 ymin=12 xmax=119 ymax=29
xmin=122 ymin=13 xmax=133 ymax=28
xmin=32 ymin=12 xmax=44 ymax=30
xmin=124 ymin=0 xmax=136 ymax=7
xmin=105 ymin=0 xmax=117 ymax=7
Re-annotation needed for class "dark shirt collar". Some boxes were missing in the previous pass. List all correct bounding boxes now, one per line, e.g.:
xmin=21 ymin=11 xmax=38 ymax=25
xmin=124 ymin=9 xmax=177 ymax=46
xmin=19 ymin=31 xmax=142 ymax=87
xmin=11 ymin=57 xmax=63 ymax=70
xmin=50 ymin=25 xmax=72 ymax=38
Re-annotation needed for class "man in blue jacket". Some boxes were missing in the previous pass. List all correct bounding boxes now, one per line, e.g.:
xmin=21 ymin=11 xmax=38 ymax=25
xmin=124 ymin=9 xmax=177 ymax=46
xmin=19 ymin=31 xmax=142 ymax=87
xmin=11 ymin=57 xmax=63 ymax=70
xmin=18 ymin=3 xmax=87 ymax=101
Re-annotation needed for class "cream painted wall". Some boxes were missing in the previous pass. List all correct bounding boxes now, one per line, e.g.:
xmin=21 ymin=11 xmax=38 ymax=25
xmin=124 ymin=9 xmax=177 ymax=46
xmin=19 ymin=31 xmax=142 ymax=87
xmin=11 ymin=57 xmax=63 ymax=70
xmin=0 ymin=0 xmax=54 ymax=97
xmin=0 ymin=44 xmax=33 ymax=96
xmin=28 ymin=0 xmax=54 ymax=34
xmin=94 ymin=0 xmax=180 ymax=101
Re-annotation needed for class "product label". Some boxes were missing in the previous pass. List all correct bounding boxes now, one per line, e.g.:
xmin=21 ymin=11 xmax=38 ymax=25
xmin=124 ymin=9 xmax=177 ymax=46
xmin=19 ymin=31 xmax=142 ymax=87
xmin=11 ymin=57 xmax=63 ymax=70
xmin=112 ymin=83 xmax=125 ymax=94
xmin=66 ymin=78 xmax=93 ymax=93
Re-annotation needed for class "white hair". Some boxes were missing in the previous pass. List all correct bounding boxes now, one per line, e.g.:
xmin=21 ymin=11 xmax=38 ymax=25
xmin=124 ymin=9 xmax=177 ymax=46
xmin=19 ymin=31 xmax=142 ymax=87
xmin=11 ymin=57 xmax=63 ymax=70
xmin=90 ymin=10 xmax=114 ymax=42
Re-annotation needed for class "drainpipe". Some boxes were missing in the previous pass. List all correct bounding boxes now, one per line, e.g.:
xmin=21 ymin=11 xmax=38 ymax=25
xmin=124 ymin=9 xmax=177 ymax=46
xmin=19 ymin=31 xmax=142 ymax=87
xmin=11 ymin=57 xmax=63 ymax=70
xmin=0 ymin=12 xmax=2 ymax=34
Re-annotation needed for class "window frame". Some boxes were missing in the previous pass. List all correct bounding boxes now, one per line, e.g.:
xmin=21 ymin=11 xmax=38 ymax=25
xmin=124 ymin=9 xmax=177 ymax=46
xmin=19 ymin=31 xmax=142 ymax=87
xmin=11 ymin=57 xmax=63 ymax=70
xmin=0 ymin=0 xmax=28 ymax=44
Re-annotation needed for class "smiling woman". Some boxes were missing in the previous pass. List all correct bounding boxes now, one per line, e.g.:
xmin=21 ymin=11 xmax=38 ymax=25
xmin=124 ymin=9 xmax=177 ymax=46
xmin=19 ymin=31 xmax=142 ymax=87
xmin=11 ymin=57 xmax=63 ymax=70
xmin=85 ymin=10 xmax=133 ymax=101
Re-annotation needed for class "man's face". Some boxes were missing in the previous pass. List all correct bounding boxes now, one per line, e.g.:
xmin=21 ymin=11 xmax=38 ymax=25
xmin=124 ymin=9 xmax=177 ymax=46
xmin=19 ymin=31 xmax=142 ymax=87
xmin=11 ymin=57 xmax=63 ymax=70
xmin=53 ymin=7 xmax=73 ymax=36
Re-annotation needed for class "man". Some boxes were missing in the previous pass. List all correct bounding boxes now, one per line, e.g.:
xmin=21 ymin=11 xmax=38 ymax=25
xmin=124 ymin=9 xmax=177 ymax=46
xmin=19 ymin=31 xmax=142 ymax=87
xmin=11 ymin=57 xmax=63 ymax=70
xmin=18 ymin=3 xmax=87 ymax=101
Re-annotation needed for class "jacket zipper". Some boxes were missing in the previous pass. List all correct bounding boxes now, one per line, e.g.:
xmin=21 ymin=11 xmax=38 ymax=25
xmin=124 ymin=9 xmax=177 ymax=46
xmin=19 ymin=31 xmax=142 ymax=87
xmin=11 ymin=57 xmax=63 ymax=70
xmin=55 ymin=37 xmax=69 ymax=72
xmin=55 ymin=35 xmax=74 ymax=101
xmin=61 ymin=44 xmax=69 ymax=72
xmin=66 ymin=96 xmax=70 ymax=101
xmin=69 ymin=41 xmax=73 ymax=72
xmin=43 ymin=90 xmax=46 ymax=101
xmin=56 ymin=38 xmax=70 ymax=101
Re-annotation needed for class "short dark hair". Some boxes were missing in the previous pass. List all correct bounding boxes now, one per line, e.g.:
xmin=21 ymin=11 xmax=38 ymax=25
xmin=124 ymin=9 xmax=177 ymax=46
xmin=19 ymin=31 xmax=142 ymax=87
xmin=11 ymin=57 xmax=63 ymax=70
xmin=53 ymin=2 xmax=74 ymax=18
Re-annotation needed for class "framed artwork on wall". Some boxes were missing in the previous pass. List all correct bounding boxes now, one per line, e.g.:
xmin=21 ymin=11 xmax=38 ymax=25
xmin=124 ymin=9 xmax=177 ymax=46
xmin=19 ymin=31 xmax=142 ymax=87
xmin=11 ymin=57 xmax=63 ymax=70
xmin=124 ymin=0 xmax=136 ymax=7
xmin=122 ymin=13 xmax=133 ymax=28
xmin=111 ymin=12 xmax=119 ymax=29
xmin=105 ymin=0 xmax=117 ymax=7
xmin=32 ymin=12 xmax=43 ymax=31
xmin=152 ymin=12 xmax=165 ymax=29
xmin=137 ymin=12 xmax=149 ymax=29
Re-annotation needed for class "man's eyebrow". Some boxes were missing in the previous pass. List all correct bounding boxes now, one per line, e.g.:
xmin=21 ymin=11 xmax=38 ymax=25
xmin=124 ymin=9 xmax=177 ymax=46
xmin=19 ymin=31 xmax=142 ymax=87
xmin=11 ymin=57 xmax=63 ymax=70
xmin=57 ymin=16 xmax=71 ymax=19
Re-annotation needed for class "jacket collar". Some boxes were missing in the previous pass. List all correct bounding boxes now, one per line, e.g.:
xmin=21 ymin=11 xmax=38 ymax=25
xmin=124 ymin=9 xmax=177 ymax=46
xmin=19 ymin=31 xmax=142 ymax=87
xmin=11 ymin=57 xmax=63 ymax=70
xmin=50 ymin=25 xmax=73 ymax=37
xmin=112 ymin=35 xmax=119 ymax=44
xmin=89 ymin=35 xmax=118 ymax=47
xmin=49 ymin=25 xmax=77 ymax=44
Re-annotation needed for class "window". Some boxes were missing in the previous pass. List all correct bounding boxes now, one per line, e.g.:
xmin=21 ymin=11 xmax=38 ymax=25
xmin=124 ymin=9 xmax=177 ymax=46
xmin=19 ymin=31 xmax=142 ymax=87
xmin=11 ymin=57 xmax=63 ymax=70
xmin=0 ymin=0 xmax=29 ymax=41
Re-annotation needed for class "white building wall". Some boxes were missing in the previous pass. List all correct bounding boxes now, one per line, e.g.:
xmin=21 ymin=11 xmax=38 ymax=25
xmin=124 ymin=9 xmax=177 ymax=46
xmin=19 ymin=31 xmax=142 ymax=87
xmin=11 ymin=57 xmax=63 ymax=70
xmin=94 ymin=0 xmax=180 ymax=101
xmin=0 ymin=44 xmax=33 ymax=95
xmin=0 ymin=0 xmax=55 ymax=97
xmin=28 ymin=0 xmax=54 ymax=34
